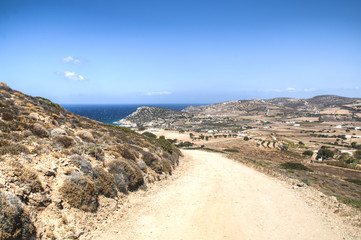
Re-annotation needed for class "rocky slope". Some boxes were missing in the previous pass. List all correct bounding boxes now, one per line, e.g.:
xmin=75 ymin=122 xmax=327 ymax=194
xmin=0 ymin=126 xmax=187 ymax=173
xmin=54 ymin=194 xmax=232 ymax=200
xmin=119 ymin=106 xmax=192 ymax=128
xmin=0 ymin=83 xmax=182 ymax=239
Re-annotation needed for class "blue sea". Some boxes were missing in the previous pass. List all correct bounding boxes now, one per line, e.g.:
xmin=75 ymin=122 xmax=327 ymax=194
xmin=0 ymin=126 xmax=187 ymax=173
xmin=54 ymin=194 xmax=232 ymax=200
xmin=62 ymin=104 xmax=200 ymax=125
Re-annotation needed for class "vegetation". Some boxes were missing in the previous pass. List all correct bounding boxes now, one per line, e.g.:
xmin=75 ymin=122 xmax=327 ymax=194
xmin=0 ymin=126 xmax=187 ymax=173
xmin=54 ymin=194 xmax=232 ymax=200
xmin=224 ymin=148 xmax=240 ymax=152
xmin=280 ymin=162 xmax=313 ymax=172
xmin=176 ymin=141 xmax=194 ymax=148
xmin=60 ymin=172 xmax=98 ymax=212
xmin=317 ymin=147 xmax=334 ymax=159
xmin=36 ymin=96 xmax=62 ymax=110
xmin=344 ymin=178 xmax=361 ymax=186
xmin=336 ymin=196 xmax=361 ymax=210
xmin=142 ymin=131 xmax=157 ymax=138
xmin=302 ymin=150 xmax=314 ymax=156
xmin=0 ymin=192 xmax=36 ymax=240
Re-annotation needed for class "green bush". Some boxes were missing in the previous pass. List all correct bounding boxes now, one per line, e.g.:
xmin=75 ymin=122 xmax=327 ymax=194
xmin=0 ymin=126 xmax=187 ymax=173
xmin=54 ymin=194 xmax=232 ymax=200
xmin=142 ymin=131 xmax=157 ymax=138
xmin=244 ymin=136 xmax=249 ymax=141
xmin=344 ymin=178 xmax=361 ymax=185
xmin=317 ymin=148 xmax=334 ymax=159
xmin=224 ymin=149 xmax=240 ymax=153
xmin=176 ymin=141 xmax=194 ymax=148
xmin=280 ymin=162 xmax=313 ymax=172
xmin=303 ymin=150 xmax=313 ymax=156
xmin=36 ymin=96 xmax=62 ymax=110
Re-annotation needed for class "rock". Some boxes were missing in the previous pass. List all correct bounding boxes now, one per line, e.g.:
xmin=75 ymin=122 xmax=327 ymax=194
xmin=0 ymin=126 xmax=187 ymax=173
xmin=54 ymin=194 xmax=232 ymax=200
xmin=29 ymin=112 xmax=40 ymax=120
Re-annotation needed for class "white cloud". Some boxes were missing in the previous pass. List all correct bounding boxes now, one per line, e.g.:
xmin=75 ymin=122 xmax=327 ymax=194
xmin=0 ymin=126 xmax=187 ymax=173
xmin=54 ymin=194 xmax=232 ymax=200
xmin=286 ymin=88 xmax=296 ymax=92
xmin=146 ymin=91 xmax=172 ymax=96
xmin=62 ymin=71 xmax=85 ymax=81
xmin=62 ymin=56 xmax=81 ymax=64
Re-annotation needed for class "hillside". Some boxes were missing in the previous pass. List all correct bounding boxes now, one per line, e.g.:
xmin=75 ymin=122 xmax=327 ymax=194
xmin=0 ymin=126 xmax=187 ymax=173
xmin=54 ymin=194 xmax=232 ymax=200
xmin=120 ymin=95 xmax=361 ymax=131
xmin=0 ymin=83 xmax=182 ymax=239
xmin=119 ymin=106 xmax=192 ymax=128
xmin=184 ymin=95 xmax=361 ymax=117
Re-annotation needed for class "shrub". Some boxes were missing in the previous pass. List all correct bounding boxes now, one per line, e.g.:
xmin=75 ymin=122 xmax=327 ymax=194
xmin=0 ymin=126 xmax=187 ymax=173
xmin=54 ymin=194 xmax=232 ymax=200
xmin=302 ymin=150 xmax=313 ymax=156
xmin=224 ymin=149 xmax=239 ymax=152
xmin=317 ymin=148 xmax=334 ymax=159
xmin=243 ymin=136 xmax=249 ymax=141
xmin=141 ymin=151 xmax=163 ymax=173
xmin=108 ymin=159 xmax=144 ymax=192
xmin=88 ymin=146 xmax=104 ymax=161
xmin=60 ymin=171 xmax=98 ymax=212
xmin=93 ymin=167 xmax=117 ymax=198
xmin=76 ymin=130 xmax=94 ymax=142
xmin=31 ymin=123 xmax=49 ymax=138
xmin=344 ymin=178 xmax=361 ymax=185
xmin=337 ymin=196 xmax=361 ymax=210
xmin=36 ymin=97 xmax=62 ymax=110
xmin=162 ymin=159 xmax=173 ymax=175
xmin=0 ymin=138 xmax=11 ymax=147
xmin=12 ymin=163 xmax=43 ymax=193
xmin=54 ymin=135 xmax=75 ymax=148
xmin=0 ymin=192 xmax=36 ymax=240
xmin=70 ymin=155 xmax=94 ymax=178
xmin=176 ymin=141 xmax=194 ymax=148
xmin=0 ymin=144 xmax=30 ymax=155
xmin=109 ymin=145 xmax=136 ymax=161
xmin=353 ymin=150 xmax=361 ymax=160
xmin=280 ymin=162 xmax=313 ymax=172
xmin=149 ymin=138 xmax=173 ymax=153
xmin=142 ymin=131 xmax=157 ymax=138
xmin=1 ymin=112 xmax=14 ymax=121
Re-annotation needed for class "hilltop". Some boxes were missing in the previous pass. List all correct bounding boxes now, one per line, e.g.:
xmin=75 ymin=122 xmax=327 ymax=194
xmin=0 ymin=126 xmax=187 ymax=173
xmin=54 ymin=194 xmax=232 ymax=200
xmin=0 ymin=83 xmax=181 ymax=239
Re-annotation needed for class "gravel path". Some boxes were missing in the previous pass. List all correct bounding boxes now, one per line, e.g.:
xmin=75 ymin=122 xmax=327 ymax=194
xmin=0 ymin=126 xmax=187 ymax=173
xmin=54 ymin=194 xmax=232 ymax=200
xmin=89 ymin=150 xmax=357 ymax=240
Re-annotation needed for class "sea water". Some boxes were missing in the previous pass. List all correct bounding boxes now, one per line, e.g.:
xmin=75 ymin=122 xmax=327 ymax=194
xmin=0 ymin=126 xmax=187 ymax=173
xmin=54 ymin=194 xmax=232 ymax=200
xmin=63 ymin=104 xmax=199 ymax=125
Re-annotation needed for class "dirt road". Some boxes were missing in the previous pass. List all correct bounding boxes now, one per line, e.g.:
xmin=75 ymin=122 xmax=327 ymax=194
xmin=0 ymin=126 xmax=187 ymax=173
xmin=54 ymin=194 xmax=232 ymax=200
xmin=90 ymin=150 xmax=354 ymax=240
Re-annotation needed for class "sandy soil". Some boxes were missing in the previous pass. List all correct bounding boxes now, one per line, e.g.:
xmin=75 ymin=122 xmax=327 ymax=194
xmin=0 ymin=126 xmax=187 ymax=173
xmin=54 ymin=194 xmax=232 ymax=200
xmin=87 ymin=150 xmax=358 ymax=240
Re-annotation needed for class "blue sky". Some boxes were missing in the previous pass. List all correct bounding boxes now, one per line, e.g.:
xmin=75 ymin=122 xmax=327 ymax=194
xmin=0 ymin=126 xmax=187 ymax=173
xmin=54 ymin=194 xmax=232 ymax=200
xmin=0 ymin=0 xmax=360 ymax=104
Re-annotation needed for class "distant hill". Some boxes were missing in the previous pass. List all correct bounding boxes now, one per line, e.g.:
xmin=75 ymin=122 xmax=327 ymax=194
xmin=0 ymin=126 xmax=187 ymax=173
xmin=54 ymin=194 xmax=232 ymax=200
xmin=183 ymin=95 xmax=361 ymax=117
xmin=121 ymin=95 xmax=361 ymax=130
xmin=0 ymin=82 xmax=181 ymax=239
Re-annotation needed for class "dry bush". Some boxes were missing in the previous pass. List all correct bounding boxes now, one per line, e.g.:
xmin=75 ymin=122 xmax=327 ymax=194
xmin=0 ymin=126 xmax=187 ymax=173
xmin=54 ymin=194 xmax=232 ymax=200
xmin=108 ymin=159 xmax=144 ymax=192
xmin=70 ymin=155 xmax=94 ymax=178
xmin=54 ymin=135 xmax=75 ymax=148
xmin=0 ymin=138 xmax=11 ymax=147
xmin=141 ymin=151 xmax=164 ymax=174
xmin=162 ymin=159 xmax=173 ymax=175
xmin=0 ymin=143 xmax=30 ymax=155
xmin=87 ymin=146 xmax=104 ymax=161
xmin=31 ymin=123 xmax=49 ymax=138
xmin=109 ymin=145 xmax=137 ymax=161
xmin=93 ymin=167 xmax=117 ymax=198
xmin=60 ymin=171 xmax=98 ymax=212
xmin=1 ymin=112 xmax=15 ymax=121
xmin=0 ymin=192 xmax=36 ymax=240
xmin=76 ymin=130 xmax=94 ymax=142
xmin=12 ymin=163 xmax=43 ymax=193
